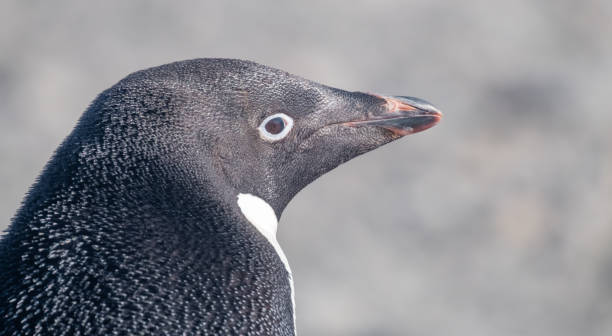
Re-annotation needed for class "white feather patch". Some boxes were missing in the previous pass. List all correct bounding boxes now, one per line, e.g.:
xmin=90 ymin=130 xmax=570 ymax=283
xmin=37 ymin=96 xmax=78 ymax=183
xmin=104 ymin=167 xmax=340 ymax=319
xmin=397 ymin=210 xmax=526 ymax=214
xmin=236 ymin=193 xmax=296 ymax=334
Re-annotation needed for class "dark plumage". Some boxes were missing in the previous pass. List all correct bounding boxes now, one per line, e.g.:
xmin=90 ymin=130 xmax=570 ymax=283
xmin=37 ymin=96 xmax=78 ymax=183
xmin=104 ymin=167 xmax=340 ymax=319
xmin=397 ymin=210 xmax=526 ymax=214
xmin=0 ymin=58 xmax=440 ymax=335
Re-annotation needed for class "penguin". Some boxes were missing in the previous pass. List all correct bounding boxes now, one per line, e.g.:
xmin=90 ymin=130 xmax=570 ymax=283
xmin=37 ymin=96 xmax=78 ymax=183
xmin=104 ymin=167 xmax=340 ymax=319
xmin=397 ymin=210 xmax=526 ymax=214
xmin=0 ymin=58 xmax=441 ymax=335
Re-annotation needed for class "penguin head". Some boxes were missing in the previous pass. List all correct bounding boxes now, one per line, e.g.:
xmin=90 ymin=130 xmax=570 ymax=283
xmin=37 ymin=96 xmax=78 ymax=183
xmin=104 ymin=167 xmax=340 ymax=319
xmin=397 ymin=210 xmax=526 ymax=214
xmin=102 ymin=58 xmax=441 ymax=217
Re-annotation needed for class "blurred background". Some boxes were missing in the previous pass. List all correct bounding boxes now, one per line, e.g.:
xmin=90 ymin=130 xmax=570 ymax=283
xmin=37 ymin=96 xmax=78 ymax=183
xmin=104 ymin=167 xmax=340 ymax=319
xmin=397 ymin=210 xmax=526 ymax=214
xmin=1 ymin=1 xmax=611 ymax=335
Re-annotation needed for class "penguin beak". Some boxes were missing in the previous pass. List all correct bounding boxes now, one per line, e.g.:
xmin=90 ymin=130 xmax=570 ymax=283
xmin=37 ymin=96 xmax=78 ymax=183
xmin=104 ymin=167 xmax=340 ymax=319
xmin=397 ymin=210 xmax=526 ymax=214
xmin=343 ymin=95 xmax=442 ymax=136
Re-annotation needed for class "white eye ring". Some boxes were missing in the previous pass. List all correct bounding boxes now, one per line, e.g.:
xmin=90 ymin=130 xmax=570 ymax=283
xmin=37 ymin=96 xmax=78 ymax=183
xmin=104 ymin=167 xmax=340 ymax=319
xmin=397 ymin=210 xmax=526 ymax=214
xmin=258 ymin=113 xmax=294 ymax=142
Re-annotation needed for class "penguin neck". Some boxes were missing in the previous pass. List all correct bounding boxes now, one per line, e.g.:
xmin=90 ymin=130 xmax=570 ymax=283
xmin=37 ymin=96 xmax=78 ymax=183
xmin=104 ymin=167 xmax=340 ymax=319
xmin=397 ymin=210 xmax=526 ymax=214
xmin=236 ymin=192 xmax=296 ymax=334
xmin=11 ymin=166 xmax=298 ymax=334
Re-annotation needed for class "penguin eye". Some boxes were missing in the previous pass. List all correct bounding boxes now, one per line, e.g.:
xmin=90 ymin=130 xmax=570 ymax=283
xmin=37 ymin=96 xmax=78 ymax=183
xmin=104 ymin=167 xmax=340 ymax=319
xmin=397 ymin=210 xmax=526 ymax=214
xmin=258 ymin=113 xmax=294 ymax=141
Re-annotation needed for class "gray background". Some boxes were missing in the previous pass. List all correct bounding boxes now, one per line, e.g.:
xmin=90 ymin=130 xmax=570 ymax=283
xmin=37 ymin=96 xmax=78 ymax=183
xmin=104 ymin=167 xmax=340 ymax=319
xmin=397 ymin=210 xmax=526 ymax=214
xmin=1 ymin=1 xmax=611 ymax=335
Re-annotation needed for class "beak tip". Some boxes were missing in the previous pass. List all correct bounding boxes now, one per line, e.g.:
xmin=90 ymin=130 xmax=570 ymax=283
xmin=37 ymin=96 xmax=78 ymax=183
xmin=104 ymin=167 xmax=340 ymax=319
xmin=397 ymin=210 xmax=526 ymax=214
xmin=390 ymin=95 xmax=442 ymax=116
xmin=342 ymin=93 xmax=442 ymax=136
xmin=385 ymin=95 xmax=442 ymax=135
